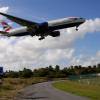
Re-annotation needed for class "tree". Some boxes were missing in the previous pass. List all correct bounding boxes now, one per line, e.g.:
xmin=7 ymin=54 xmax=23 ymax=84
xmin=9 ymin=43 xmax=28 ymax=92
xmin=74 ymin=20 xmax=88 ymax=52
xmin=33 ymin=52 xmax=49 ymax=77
xmin=97 ymin=64 xmax=100 ymax=68
xmin=97 ymin=64 xmax=100 ymax=73
xmin=48 ymin=65 xmax=54 ymax=71
xmin=74 ymin=65 xmax=81 ymax=75
xmin=19 ymin=68 xmax=33 ymax=78
xmin=5 ymin=71 xmax=19 ymax=78
xmin=55 ymin=65 xmax=60 ymax=72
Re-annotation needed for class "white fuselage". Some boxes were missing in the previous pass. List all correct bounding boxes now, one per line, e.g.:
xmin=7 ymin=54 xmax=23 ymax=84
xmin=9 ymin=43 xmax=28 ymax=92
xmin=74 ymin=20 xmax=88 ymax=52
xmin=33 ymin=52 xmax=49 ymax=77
xmin=3 ymin=17 xmax=85 ymax=36
xmin=8 ymin=26 xmax=28 ymax=35
xmin=48 ymin=17 xmax=85 ymax=27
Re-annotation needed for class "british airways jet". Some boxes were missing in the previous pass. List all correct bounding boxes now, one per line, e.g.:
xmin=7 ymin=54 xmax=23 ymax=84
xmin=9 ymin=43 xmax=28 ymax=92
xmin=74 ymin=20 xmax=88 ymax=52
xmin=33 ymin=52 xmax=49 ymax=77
xmin=0 ymin=12 xmax=85 ymax=40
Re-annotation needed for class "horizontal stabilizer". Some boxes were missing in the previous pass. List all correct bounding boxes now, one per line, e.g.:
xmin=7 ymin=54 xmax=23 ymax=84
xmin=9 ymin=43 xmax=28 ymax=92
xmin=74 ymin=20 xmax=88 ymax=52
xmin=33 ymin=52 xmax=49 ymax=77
xmin=0 ymin=31 xmax=8 ymax=34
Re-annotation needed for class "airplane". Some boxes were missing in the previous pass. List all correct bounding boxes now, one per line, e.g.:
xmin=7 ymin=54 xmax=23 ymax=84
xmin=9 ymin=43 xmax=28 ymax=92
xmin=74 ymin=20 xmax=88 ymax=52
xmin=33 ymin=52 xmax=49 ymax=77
xmin=0 ymin=12 xmax=85 ymax=40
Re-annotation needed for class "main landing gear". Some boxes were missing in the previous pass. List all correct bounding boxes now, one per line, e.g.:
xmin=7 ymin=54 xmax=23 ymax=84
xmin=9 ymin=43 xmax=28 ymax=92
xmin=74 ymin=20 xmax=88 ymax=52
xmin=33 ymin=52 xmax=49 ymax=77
xmin=39 ymin=36 xmax=45 ymax=40
xmin=76 ymin=26 xmax=79 ymax=31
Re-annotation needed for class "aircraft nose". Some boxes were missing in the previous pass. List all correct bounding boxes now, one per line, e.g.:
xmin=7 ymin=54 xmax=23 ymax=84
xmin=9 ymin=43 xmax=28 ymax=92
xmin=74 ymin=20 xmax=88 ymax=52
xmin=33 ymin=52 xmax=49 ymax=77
xmin=81 ymin=18 xmax=86 ymax=23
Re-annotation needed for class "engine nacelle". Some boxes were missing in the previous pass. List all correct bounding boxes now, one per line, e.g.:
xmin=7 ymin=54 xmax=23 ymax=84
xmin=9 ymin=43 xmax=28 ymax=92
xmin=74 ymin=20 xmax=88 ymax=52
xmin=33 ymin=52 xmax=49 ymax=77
xmin=49 ymin=31 xmax=60 ymax=37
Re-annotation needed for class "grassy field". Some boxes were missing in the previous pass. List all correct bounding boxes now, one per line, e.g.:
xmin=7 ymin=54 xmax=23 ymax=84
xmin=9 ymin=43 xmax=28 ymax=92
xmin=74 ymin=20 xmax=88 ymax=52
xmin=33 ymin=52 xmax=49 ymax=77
xmin=53 ymin=77 xmax=100 ymax=100
xmin=0 ymin=77 xmax=47 ymax=100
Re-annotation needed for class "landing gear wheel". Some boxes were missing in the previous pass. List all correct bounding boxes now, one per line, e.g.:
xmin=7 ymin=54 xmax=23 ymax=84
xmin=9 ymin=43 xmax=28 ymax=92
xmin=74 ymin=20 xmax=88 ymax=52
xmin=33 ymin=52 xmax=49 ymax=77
xmin=76 ymin=26 xmax=79 ymax=31
xmin=76 ymin=28 xmax=78 ymax=31
xmin=39 ymin=37 xmax=45 ymax=40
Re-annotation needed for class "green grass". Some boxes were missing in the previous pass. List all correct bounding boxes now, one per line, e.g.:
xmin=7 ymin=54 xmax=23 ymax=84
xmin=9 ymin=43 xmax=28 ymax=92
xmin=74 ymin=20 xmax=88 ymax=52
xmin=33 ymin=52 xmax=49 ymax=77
xmin=53 ymin=77 xmax=100 ymax=100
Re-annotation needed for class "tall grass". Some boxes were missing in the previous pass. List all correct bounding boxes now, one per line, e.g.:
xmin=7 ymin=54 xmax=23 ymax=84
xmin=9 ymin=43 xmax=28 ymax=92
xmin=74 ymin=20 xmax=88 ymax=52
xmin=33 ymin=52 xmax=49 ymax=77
xmin=0 ymin=77 xmax=47 ymax=100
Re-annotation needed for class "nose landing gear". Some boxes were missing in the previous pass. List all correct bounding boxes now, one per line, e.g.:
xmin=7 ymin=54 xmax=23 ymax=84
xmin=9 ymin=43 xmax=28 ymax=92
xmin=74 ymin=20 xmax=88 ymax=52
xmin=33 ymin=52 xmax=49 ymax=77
xmin=76 ymin=26 xmax=79 ymax=31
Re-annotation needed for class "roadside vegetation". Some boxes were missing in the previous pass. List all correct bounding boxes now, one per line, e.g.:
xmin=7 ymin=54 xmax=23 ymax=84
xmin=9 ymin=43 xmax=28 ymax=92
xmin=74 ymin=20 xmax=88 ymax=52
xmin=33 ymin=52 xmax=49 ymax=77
xmin=0 ymin=77 xmax=47 ymax=100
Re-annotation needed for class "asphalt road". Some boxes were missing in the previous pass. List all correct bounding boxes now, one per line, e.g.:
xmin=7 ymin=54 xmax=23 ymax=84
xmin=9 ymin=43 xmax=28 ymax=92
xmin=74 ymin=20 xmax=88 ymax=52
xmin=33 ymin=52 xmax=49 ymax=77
xmin=14 ymin=82 xmax=89 ymax=100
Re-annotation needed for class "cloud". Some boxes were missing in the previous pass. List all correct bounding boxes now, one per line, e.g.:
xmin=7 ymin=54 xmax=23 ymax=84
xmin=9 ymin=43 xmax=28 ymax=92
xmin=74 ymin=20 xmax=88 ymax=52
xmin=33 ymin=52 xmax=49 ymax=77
xmin=0 ymin=7 xmax=9 ymax=20
xmin=43 ymin=48 xmax=74 ymax=62
xmin=69 ymin=50 xmax=100 ymax=66
xmin=0 ymin=7 xmax=9 ymax=13
xmin=0 ymin=15 xmax=100 ymax=70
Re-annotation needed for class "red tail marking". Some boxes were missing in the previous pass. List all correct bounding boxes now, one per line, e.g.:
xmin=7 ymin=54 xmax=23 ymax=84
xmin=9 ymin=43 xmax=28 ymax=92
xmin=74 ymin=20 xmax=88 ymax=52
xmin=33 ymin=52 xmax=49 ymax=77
xmin=1 ymin=21 xmax=12 ymax=32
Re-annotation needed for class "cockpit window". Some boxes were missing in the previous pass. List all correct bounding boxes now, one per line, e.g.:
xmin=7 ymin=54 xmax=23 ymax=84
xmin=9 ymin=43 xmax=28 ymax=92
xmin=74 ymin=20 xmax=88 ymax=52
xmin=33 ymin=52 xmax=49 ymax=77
xmin=73 ymin=18 xmax=77 ymax=20
xmin=68 ymin=17 xmax=78 ymax=20
xmin=80 ymin=18 xmax=83 ymax=19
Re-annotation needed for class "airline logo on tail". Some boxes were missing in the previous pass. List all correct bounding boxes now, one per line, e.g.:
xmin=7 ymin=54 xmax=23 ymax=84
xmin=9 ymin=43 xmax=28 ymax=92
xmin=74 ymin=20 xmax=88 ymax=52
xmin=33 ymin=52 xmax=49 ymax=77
xmin=1 ymin=21 xmax=12 ymax=32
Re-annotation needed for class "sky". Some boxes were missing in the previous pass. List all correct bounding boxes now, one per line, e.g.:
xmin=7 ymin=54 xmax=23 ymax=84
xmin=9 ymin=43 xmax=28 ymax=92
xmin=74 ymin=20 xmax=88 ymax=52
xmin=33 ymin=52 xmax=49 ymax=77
xmin=0 ymin=0 xmax=99 ymax=71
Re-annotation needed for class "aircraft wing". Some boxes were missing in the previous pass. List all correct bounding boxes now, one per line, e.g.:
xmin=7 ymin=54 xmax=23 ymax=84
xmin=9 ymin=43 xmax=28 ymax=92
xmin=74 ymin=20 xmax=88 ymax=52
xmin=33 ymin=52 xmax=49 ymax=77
xmin=0 ymin=12 xmax=39 ymax=30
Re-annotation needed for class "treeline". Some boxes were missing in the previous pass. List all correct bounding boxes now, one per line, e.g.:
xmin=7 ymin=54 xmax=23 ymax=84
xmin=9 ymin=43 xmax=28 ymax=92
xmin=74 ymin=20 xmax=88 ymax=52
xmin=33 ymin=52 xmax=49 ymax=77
xmin=4 ymin=64 xmax=100 ymax=78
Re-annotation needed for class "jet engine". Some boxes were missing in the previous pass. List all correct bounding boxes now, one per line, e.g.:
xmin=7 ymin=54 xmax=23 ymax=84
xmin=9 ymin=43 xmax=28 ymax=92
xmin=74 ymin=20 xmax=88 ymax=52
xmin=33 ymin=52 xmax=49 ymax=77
xmin=49 ymin=31 xmax=60 ymax=37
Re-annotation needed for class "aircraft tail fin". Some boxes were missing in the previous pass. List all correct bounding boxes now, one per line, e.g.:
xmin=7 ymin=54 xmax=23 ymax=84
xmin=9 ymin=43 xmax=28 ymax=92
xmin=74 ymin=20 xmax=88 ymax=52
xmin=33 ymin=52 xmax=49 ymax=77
xmin=1 ymin=21 xmax=12 ymax=32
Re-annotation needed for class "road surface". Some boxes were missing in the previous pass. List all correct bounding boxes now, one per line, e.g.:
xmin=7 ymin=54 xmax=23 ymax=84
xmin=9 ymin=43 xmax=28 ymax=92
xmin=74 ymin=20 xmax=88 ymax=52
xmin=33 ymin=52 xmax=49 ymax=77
xmin=14 ymin=82 xmax=89 ymax=100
